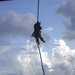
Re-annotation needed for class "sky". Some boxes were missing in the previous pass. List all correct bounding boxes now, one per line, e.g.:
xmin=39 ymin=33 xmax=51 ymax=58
xmin=0 ymin=0 xmax=75 ymax=75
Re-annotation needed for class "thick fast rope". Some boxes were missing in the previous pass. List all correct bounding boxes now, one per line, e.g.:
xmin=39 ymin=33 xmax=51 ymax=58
xmin=37 ymin=0 xmax=39 ymax=21
xmin=37 ymin=43 xmax=45 ymax=75
xmin=36 ymin=0 xmax=45 ymax=75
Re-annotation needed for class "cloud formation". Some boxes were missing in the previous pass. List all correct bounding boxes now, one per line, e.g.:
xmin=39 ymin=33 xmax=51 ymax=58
xmin=0 ymin=11 xmax=50 ymax=46
xmin=0 ymin=11 xmax=36 ymax=46
xmin=56 ymin=0 xmax=75 ymax=40
xmin=0 ymin=11 xmax=36 ymax=37
xmin=45 ymin=27 xmax=53 ymax=32
xmin=51 ymin=39 xmax=75 ymax=75
xmin=0 ymin=39 xmax=75 ymax=75
xmin=0 ymin=40 xmax=51 ymax=75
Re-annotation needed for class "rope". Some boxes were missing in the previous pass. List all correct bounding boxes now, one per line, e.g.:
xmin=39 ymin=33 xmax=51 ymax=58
xmin=37 ymin=43 xmax=45 ymax=75
xmin=37 ymin=0 xmax=40 ymax=21
xmin=36 ymin=0 xmax=45 ymax=75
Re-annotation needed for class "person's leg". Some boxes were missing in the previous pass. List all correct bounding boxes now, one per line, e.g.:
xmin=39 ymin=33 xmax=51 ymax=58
xmin=35 ymin=36 xmax=40 ymax=45
xmin=38 ymin=34 xmax=45 ymax=43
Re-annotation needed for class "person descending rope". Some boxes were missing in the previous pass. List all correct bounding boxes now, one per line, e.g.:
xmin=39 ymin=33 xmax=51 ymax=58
xmin=32 ymin=21 xmax=45 ymax=45
xmin=32 ymin=1 xmax=46 ymax=75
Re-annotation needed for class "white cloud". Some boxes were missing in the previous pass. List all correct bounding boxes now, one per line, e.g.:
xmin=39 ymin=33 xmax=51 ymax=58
xmin=0 ymin=10 xmax=75 ymax=75
xmin=45 ymin=27 xmax=53 ymax=32
xmin=56 ymin=0 xmax=75 ymax=17
xmin=0 ymin=46 xmax=12 ymax=54
xmin=56 ymin=0 xmax=75 ymax=40
xmin=0 ymin=39 xmax=75 ymax=75
xmin=17 ymin=40 xmax=51 ymax=75
xmin=0 ymin=11 xmax=36 ymax=48
xmin=0 ymin=11 xmax=36 ymax=37
xmin=51 ymin=39 xmax=75 ymax=75
xmin=0 ymin=11 xmax=50 ymax=46
xmin=0 ymin=40 xmax=51 ymax=75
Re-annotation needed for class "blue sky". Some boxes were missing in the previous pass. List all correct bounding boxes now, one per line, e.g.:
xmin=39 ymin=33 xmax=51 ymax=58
xmin=0 ymin=0 xmax=75 ymax=75
xmin=0 ymin=0 xmax=75 ymax=53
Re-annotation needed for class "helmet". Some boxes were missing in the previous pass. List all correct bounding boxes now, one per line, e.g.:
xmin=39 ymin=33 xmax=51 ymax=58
xmin=37 ymin=21 xmax=41 ymax=25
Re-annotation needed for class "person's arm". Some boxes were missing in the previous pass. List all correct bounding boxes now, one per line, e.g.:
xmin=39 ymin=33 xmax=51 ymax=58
xmin=32 ymin=31 xmax=35 ymax=36
xmin=39 ymin=25 xmax=42 ymax=30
